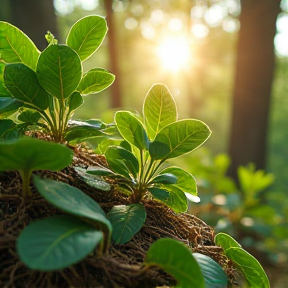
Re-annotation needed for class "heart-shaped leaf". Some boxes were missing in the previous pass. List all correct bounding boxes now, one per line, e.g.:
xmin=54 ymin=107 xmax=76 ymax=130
xmin=105 ymin=146 xmax=139 ymax=179
xmin=193 ymin=253 xmax=228 ymax=288
xmin=143 ymin=83 xmax=177 ymax=140
xmin=77 ymin=68 xmax=115 ymax=95
xmin=159 ymin=166 xmax=197 ymax=196
xmin=145 ymin=238 xmax=205 ymax=288
xmin=37 ymin=44 xmax=82 ymax=100
xmin=107 ymin=204 xmax=146 ymax=245
xmin=4 ymin=63 xmax=50 ymax=110
xmin=0 ymin=21 xmax=40 ymax=70
xmin=115 ymin=111 xmax=149 ymax=150
xmin=66 ymin=15 xmax=108 ymax=61
xmin=17 ymin=215 xmax=103 ymax=271
xmin=152 ymin=119 xmax=211 ymax=160
xmin=33 ymin=176 xmax=112 ymax=235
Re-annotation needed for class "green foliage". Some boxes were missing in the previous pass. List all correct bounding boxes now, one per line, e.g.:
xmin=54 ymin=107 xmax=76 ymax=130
xmin=215 ymin=233 xmax=270 ymax=288
xmin=0 ymin=16 xmax=114 ymax=142
xmin=87 ymin=83 xmax=210 ymax=241
xmin=17 ymin=176 xmax=112 ymax=271
xmin=145 ymin=238 xmax=206 ymax=288
xmin=0 ymin=138 xmax=72 ymax=197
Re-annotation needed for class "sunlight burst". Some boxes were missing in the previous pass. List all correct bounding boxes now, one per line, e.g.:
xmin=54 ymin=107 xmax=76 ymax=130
xmin=157 ymin=37 xmax=191 ymax=72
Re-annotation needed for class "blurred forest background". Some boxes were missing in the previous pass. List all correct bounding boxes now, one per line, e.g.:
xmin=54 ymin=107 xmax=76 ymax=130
xmin=0 ymin=0 xmax=288 ymax=286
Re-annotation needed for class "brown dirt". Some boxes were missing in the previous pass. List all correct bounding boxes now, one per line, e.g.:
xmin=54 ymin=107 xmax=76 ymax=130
xmin=0 ymin=147 xmax=236 ymax=288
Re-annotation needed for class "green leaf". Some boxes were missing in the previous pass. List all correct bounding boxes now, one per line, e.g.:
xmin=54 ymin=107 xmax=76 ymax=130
xmin=0 ymin=21 xmax=40 ymax=70
xmin=67 ymin=91 xmax=83 ymax=116
xmin=148 ymin=140 xmax=170 ymax=160
xmin=151 ymin=173 xmax=178 ymax=185
xmin=214 ymin=232 xmax=241 ymax=253
xmin=33 ymin=176 xmax=112 ymax=234
xmin=66 ymin=15 xmax=108 ymax=61
xmin=107 ymin=204 xmax=146 ymax=244
xmin=0 ymin=97 xmax=22 ymax=118
xmin=105 ymin=146 xmax=139 ymax=179
xmin=152 ymin=119 xmax=211 ymax=160
xmin=149 ymin=185 xmax=187 ymax=213
xmin=18 ymin=110 xmax=41 ymax=124
xmin=64 ymin=120 xmax=106 ymax=143
xmin=143 ymin=83 xmax=177 ymax=140
xmin=193 ymin=253 xmax=228 ymax=287
xmin=226 ymin=248 xmax=269 ymax=288
xmin=215 ymin=233 xmax=270 ymax=288
xmin=145 ymin=238 xmax=205 ymax=288
xmin=159 ymin=166 xmax=197 ymax=196
xmin=0 ymin=119 xmax=22 ymax=140
xmin=87 ymin=166 xmax=115 ymax=177
xmin=0 ymin=61 xmax=10 ymax=97
xmin=0 ymin=138 xmax=72 ymax=172
xmin=77 ymin=68 xmax=115 ymax=95
xmin=74 ymin=167 xmax=111 ymax=192
xmin=37 ymin=44 xmax=82 ymax=100
xmin=17 ymin=215 xmax=103 ymax=271
xmin=4 ymin=63 xmax=50 ymax=110
xmin=115 ymin=111 xmax=149 ymax=150
xmin=148 ymin=187 xmax=170 ymax=201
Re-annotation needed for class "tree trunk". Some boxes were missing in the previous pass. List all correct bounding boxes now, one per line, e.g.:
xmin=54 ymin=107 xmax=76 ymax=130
xmin=2 ymin=0 xmax=58 ymax=50
xmin=228 ymin=0 xmax=280 ymax=180
xmin=104 ymin=0 xmax=122 ymax=108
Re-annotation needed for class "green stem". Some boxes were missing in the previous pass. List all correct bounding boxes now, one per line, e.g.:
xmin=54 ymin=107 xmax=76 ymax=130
xmin=19 ymin=169 xmax=32 ymax=198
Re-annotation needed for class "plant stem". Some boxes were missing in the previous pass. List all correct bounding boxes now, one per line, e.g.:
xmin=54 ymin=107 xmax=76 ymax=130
xmin=19 ymin=169 xmax=32 ymax=198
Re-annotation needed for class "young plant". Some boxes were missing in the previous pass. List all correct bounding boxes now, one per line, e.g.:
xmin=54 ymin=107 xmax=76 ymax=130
xmin=0 ymin=137 xmax=73 ymax=197
xmin=0 ymin=15 xmax=115 ymax=142
xmin=87 ymin=83 xmax=211 ymax=244
xmin=17 ymin=176 xmax=112 ymax=271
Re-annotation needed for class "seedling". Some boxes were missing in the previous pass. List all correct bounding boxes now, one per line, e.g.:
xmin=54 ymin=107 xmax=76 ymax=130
xmin=0 ymin=137 xmax=73 ymax=197
xmin=17 ymin=176 xmax=112 ymax=271
xmin=87 ymin=83 xmax=211 ymax=244
xmin=0 ymin=15 xmax=115 ymax=142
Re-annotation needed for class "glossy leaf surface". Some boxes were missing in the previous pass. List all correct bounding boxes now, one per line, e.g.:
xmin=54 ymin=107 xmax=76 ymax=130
xmin=34 ymin=176 xmax=112 ymax=233
xmin=74 ymin=167 xmax=111 ymax=192
xmin=159 ymin=166 xmax=197 ymax=196
xmin=193 ymin=253 xmax=228 ymax=287
xmin=105 ymin=146 xmax=139 ymax=179
xmin=0 ymin=21 xmax=40 ymax=70
xmin=0 ymin=61 xmax=10 ymax=97
xmin=145 ymin=238 xmax=205 ymax=288
xmin=214 ymin=232 xmax=241 ymax=252
xmin=0 ymin=119 xmax=22 ymax=140
xmin=115 ymin=111 xmax=149 ymax=150
xmin=107 ymin=204 xmax=146 ymax=244
xmin=37 ymin=44 xmax=82 ymax=100
xmin=66 ymin=15 xmax=107 ymax=61
xmin=143 ymin=83 xmax=177 ymax=140
xmin=67 ymin=91 xmax=83 ymax=115
xmin=77 ymin=68 xmax=115 ymax=95
xmin=17 ymin=215 xmax=103 ymax=271
xmin=4 ymin=63 xmax=49 ymax=110
xmin=152 ymin=119 xmax=211 ymax=160
xmin=151 ymin=173 xmax=178 ymax=185
xmin=0 ymin=138 xmax=73 ymax=172
xmin=87 ymin=166 xmax=115 ymax=177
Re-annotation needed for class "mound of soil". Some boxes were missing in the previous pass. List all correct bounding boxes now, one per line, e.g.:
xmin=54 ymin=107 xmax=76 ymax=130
xmin=0 ymin=147 xmax=236 ymax=288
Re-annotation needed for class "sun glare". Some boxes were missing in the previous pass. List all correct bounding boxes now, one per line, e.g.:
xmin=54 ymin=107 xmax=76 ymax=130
xmin=157 ymin=37 xmax=191 ymax=72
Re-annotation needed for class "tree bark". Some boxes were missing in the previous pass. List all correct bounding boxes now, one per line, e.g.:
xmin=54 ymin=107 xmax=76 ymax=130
xmin=228 ymin=0 xmax=280 ymax=180
xmin=104 ymin=0 xmax=122 ymax=108
xmin=2 ymin=0 xmax=58 ymax=50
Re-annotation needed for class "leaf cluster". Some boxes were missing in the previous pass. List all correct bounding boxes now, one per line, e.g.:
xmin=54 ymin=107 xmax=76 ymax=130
xmin=0 ymin=15 xmax=115 ymax=142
